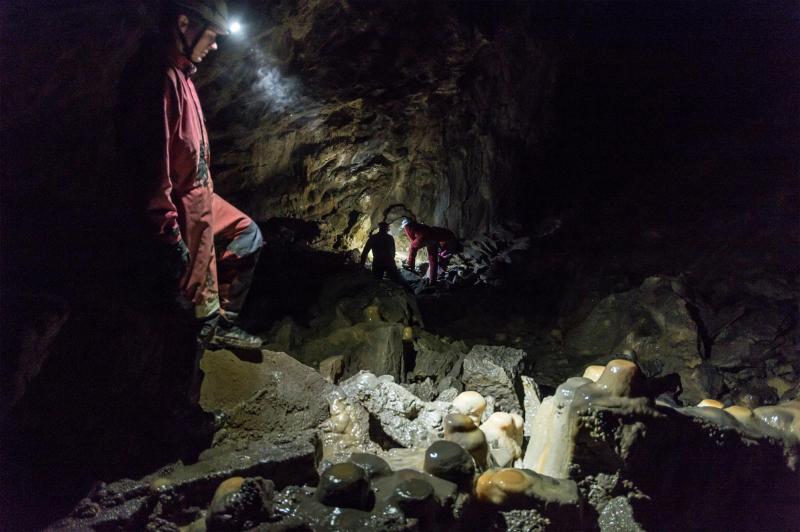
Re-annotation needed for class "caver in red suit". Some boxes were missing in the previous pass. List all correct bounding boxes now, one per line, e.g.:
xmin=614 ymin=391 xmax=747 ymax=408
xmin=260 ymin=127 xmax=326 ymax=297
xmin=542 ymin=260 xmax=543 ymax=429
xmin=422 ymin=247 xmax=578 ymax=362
xmin=403 ymin=219 xmax=459 ymax=283
xmin=148 ymin=50 xmax=263 ymax=319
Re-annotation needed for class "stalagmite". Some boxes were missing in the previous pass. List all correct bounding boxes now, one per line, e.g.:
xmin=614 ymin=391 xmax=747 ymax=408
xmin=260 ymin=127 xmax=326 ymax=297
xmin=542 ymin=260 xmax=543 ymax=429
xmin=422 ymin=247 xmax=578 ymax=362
xmin=479 ymin=412 xmax=524 ymax=467
xmin=443 ymin=413 xmax=489 ymax=468
xmin=452 ymin=390 xmax=487 ymax=426
xmin=521 ymin=377 xmax=590 ymax=478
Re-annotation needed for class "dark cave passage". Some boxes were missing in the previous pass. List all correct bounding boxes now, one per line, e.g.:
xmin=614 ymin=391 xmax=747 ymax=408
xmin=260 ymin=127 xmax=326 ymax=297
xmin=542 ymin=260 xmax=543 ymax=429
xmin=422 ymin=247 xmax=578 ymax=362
xmin=1 ymin=0 xmax=799 ymax=530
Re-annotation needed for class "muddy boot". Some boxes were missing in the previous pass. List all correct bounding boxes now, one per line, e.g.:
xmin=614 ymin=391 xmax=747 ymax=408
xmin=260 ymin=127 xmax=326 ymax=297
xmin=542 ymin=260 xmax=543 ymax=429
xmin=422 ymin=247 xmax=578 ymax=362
xmin=209 ymin=314 xmax=263 ymax=350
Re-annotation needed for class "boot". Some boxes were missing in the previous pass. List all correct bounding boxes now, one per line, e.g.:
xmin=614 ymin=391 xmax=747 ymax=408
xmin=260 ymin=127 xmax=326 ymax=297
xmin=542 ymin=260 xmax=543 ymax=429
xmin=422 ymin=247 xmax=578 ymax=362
xmin=200 ymin=314 xmax=262 ymax=350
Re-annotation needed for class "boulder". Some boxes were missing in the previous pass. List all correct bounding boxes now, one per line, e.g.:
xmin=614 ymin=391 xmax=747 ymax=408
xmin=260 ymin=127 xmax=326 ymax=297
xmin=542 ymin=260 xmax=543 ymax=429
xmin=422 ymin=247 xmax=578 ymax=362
xmin=410 ymin=331 xmax=468 ymax=382
xmin=564 ymin=276 xmax=705 ymax=403
xmin=211 ymin=351 xmax=333 ymax=448
xmin=50 ymin=435 xmax=318 ymax=531
xmin=339 ymin=371 xmax=449 ymax=448
xmin=710 ymin=300 xmax=796 ymax=369
xmin=461 ymin=345 xmax=526 ymax=414
xmin=301 ymin=322 xmax=405 ymax=380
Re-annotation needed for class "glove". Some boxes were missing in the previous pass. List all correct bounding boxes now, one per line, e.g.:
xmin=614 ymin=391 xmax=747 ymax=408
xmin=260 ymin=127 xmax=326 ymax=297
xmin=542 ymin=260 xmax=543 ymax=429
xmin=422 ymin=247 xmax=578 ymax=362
xmin=166 ymin=239 xmax=190 ymax=280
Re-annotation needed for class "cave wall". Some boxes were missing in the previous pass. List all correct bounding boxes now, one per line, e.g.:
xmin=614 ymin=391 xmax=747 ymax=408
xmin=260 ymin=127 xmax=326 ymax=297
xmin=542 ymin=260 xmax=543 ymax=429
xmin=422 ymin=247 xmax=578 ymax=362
xmin=197 ymin=0 xmax=559 ymax=249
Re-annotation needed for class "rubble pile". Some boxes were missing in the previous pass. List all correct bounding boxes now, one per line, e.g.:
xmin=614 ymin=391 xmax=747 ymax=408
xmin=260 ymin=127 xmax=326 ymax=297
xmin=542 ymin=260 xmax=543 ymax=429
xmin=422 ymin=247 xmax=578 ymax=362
xmin=52 ymin=348 xmax=800 ymax=531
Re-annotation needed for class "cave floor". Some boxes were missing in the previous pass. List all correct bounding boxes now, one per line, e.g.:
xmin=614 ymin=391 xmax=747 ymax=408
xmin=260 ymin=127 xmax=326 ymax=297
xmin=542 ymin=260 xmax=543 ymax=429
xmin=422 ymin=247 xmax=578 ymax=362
xmin=416 ymin=284 xmax=583 ymax=391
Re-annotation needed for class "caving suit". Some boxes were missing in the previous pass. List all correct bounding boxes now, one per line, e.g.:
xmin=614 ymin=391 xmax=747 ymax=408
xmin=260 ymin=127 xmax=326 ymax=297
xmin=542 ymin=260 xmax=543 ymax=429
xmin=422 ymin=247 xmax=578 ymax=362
xmin=149 ymin=52 xmax=262 ymax=318
xmin=361 ymin=231 xmax=401 ymax=281
xmin=404 ymin=222 xmax=458 ymax=283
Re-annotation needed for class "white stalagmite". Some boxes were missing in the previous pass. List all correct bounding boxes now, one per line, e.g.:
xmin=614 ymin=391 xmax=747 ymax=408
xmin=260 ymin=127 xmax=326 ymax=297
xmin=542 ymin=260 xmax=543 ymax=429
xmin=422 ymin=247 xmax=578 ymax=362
xmin=479 ymin=412 xmax=524 ymax=467
xmin=452 ymin=390 xmax=487 ymax=426
xmin=522 ymin=377 xmax=590 ymax=478
xmin=521 ymin=375 xmax=542 ymax=438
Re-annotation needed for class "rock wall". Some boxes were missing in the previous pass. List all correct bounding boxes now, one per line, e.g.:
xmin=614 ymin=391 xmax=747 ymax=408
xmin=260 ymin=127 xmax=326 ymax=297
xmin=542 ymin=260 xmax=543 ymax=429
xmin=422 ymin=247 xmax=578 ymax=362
xmin=198 ymin=0 xmax=558 ymax=248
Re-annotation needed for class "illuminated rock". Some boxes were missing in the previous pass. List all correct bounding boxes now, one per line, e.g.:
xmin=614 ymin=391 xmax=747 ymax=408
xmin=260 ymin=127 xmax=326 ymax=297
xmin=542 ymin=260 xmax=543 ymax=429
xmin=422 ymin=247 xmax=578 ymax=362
xmin=443 ymin=413 xmax=489 ymax=468
xmin=697 ymin=399 xmax=724 ymax=408
xmin=208 ymin=350 xmax=333 ymax=448
xmin=564 ymin=276 xmax=704 ymax=403
xmin=571 ymin=359 xmax=649 ymax=411
xmin=479 ymin=412 xmax=524 ymax=467
xmin=338 ymin=371 xmax=449 ymax=447
xmin=452 ymin=390 xmax=487 ymax=426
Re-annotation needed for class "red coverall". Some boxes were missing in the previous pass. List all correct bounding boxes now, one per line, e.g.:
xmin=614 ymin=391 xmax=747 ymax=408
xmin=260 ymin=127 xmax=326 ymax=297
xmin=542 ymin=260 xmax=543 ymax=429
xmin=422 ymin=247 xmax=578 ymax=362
xmin=404 ymin=222 xmax=458 ymax=283
xmin=148 ymin=52 xmax=262 ymax=318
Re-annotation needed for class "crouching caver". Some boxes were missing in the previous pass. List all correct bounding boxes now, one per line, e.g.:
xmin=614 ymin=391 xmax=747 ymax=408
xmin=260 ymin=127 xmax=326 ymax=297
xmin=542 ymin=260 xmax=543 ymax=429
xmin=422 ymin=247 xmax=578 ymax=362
xmin=401 ymin=217 xmax=460 ymax=284
xmin=120 ymin=0 xmax=263 ymax=349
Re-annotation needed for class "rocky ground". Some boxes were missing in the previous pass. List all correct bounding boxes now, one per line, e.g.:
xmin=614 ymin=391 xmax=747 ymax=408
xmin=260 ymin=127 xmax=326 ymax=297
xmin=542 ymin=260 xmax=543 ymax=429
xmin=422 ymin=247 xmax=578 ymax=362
xmin=2 ymin=1 xmax=798 ymax=529
xmin=37 ymin=212 xmax=800 ymax=530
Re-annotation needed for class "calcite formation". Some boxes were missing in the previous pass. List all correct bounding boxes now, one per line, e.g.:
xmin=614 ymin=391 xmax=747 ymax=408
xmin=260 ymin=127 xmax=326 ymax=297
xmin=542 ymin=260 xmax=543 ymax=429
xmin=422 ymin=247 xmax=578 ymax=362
xmin=479 ymin=412 xmax=525 ymax=468
xmin=520 ymin=375 xmax=543 ymax=438
xmin=443 ymin=413 xmax=489 ymax=469
xmin=753 ymin=400 xmax=800 ymax=441
xmin=319 ymin=394 xmax=379 ymax=464
xmin=475 ymin=468 xmax=582 ymax=512
xmin=53 ymin=357 xmax=800 ymax=531
xmin=452 ymin=390 xmax=487 ymax=426
xmin=522 ymin=376 xmax=591 ymax=478
xmin=206 ymin=476 xmax=274 ymax=530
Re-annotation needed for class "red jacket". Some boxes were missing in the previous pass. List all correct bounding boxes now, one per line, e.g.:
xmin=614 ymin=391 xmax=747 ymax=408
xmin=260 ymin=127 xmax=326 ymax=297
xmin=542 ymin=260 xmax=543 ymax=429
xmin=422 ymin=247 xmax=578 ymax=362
xmin=404 ymin=222 xmax=456 ymax=266
xmin=148 ymin=52 xmax=219 ymax=316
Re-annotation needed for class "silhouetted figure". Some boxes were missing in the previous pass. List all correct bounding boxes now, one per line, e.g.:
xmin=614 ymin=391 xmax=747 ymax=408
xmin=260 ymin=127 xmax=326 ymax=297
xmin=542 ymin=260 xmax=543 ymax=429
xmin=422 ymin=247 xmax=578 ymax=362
xmin=360 ymin=222 xmax=402 ymax=282
xmin=401 ymin=217 xmax=460 ymax=284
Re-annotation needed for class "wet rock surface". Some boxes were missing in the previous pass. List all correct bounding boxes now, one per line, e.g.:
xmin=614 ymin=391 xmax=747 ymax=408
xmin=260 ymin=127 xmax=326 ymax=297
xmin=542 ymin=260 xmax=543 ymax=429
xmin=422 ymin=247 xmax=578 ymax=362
xmin=423 ymin=440 xmax=476 ymax=489
xmin=209 ymin=350 xmax=333 ymax=449
xmin=51 ymin=356 xmax=800 ymax=531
